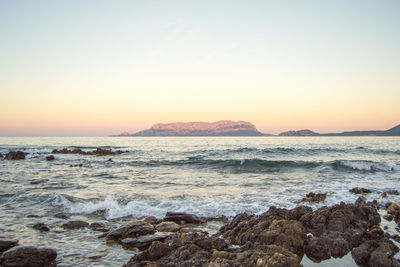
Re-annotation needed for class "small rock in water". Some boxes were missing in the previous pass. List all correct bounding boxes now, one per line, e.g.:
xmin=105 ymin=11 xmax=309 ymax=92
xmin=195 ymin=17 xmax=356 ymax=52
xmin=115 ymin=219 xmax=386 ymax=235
xmin=62 ymin=220 xmax=89 ymax=229
xmin=89 ymin=222 xmax=109 ymax=232
xmin=349 ymin=187 xmax=372 ymax=194
xmin=5 ymin=151 xmax=28 ymax=160
xmin=383 ymin=214 xmax=393 ymax=221
xmin=54 ymin=212 xmax=71 ymax=219
xmin=32 ymin=223 xmax=50 ymax=232
xmin=299 ymin=192 xmax=327 ymax=203
xmin=30 ymin=179 xmax=49 ymax=185
xmin=0 ymin=239 xmax=18 ymax=253
xmin=0 ymin=246 xmax=57 ymax=267
xmin=163 ymin=212 xmax=204 ymax=225
xmin=45 ymin=155 xmax=55 ymax=161
xmin=107 ymin=158 xmax=113 ymax=162
xmin=86 ymin=250 xmax=107 ymax=259
xmin=27 ymin=214 xmax=40 ymax=218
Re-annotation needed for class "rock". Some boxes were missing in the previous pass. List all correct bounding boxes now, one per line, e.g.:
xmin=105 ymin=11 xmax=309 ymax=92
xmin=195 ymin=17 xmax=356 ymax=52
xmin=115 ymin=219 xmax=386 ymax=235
xmin=89 ymin=222 xmax=109 ymax=232
xmin=30 ymin=179 xmax=49 ymax=185
xmin=0 ymin=240 xmax=18 ymax=254
xmin=107 ymin=221 xmax=155 ymax=241
xmin=46 ymin=155 xmax=55 ymax=161
xmin=386 ymin=190 xmax=399 ymax=195
xmin=121 ymin=233 xmax=174 ymax=250
xmin=300 ymin=192 xmax=327 ymax=203
xmin=0 ymin=153 xmax=3 ymax=159
xmin=352 ymin=239 xmax=399 ymax=266
xmin=32 ymin=223 xmax=50 ymax=232
xmin=5 ymin=151 xmax=28 ymax=160
xmin=62 ymin=220 xmax=89 ymax=229
xmin=86 ymin=250 xmax=107 ymax=259
xmin=163 ymin=212 xmax=204 ymax=225
xmin=156 ymin=221 xmax=181 ymax=232
xmin=27 ymin=214 xmax=40 ymax=218
xmin=0 ymin=246 xmax=57 ymax=267
xmin=54 ymin=212 xmax=71 ymax=219
xmin=383 ymin=214 xmax=393 ymax=221
xmin=349 ymin=187 xmax=372 ymax=194
xmin=387 ymin=203 xmax=400 ymax=215
xmin=142 ymin=216 xmax=158 ymax=225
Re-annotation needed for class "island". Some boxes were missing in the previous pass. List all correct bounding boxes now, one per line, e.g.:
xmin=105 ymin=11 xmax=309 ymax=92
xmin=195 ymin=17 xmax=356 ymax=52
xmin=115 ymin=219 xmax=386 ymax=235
xmin=278 ymin=124 xmax=400 ymax=136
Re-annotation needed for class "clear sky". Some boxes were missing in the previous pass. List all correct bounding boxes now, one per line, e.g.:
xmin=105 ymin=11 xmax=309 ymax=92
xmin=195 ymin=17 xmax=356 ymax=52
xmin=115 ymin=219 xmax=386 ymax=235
xmin=1 ymin=0 xmax=399 ymax=136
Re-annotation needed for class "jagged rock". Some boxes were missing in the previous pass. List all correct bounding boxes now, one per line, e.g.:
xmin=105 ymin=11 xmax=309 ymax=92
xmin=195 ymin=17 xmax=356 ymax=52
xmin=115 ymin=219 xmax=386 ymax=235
xmin=299 ymin=192 xmax=327 ymax=203
xmin=107 ymin=221 xmax=155 ymax=242
xmin=142 ymin=216 xmax=158 ymax=225
xmin=0 ymin=246 xmax=57 ymax=267
xmin=30 ymin=179 xmax=49 ymax=185
xmin=352 ymin=238 xmax=399 ymax=266
xmin=0 ymin=240 xmax=18 ymax=254
xmin=163 ymin=212 xmax=204 ymax=225
xmin=46 ymin=155 xmax=55 ymax=161
xmin=32 ymin=223 xmax=50 ymax=232
xmin=156 ymin=221 xmax=181 ymax=232
xmin=5 ymin=151 xmax=28 ymax=160
xmin=62 ymin=220 xmax=89 ymax=229
xmin=349 ymin=187 xmax=372 ymax=194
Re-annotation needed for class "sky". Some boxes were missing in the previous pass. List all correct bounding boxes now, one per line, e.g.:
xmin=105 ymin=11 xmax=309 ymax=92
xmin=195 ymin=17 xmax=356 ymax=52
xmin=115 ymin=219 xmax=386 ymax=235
xmin=0 ymin=0 xmax=399 ymax=136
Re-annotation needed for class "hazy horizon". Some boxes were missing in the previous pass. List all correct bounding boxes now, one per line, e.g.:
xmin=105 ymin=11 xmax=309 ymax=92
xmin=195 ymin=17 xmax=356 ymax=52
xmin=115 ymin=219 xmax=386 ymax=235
xmin=1 ymin=1 xmax=399 ymax=136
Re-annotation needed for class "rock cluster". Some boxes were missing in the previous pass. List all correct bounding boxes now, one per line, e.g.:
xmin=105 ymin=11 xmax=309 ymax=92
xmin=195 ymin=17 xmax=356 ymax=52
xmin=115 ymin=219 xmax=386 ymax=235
xmin=4 ymin=151 xmax=28 ymax=160
xmin=349 ymin=187 xmax=372 ymax=194
xmin=51 ymin=148 xmax=127 ymax=156
xmin=299 ymin=192 xmax=327 ymax=203
xmin=119 ymin=198 xmax=399 ymax=267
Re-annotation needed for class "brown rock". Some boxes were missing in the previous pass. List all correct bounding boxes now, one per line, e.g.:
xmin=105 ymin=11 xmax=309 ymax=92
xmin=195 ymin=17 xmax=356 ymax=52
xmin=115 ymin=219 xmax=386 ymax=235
xmin=387 ymin=203 xmax=400 ymax=215
xmin=0 ymin=240 xmax=18 ymax=254
xmin=142 ymin=216 xmax=158 ymax=225
xmin=349 ymin=187 xmax=372 ymax=194
xmin=89 ymin=222 xmax=109 ymax=232
xmin=300 ymin=192 xmax=327 ymax=203
xmin=163 ymin=212 xmax=204 ymax=225
xmin=0 ymin=246 xmax=57 ymax=267
xmin=352 ymin=239 xmax=399 ymax=266
xmin=121 ymin=233 xmax=174 ymax=250
xmin=107 ymin=220 xmax=155 ymax=241
xmin=156 ymin=221 xmax=181 ymax=232
xmin=32 ymin=222 xmax=50 ymax=232
xmin=85 ymin=250 xmax=107 ymax=259
xmin=5 ymin=151 xmax=28 ymax=160
xmin=62 ymin=220 xmax=89 ymax=229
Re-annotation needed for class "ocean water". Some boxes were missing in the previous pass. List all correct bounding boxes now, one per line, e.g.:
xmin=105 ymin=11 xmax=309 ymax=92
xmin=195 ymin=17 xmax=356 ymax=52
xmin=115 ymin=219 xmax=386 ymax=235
xmin=0 ymin=136 xmax=399 ymax=266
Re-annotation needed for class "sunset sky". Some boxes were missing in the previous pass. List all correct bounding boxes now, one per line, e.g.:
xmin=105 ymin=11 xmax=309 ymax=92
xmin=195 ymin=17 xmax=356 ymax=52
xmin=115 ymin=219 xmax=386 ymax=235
xmin=1 ymin=0 xmax=399 ymax=136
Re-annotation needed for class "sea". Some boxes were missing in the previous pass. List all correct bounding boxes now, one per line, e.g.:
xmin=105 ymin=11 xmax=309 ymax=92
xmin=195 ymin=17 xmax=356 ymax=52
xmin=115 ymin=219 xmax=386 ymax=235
xmin=0 ymin=136 xmax=399 ymax=266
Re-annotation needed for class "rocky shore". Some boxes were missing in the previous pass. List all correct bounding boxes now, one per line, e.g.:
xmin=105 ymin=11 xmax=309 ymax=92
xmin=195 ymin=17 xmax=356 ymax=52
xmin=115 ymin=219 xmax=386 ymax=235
xmin=1 ymin=191 xmax=399 ymax=267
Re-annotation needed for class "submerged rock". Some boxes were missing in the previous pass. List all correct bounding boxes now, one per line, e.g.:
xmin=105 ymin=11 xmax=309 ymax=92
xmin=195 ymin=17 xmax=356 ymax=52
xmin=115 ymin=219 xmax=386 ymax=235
xmin=30 ymin=179 xmax=49 ymax=185
xmin=51 ymin=148 xmax=127 ymax=156
xmin=349 ymin=187 xmax=372 ymax=194
xmin=85 ymin=250 xmax=107 ymax=259
xmin=54 ymin=212 xmax=71 ymax=219
xmin=89 ymin=222 xmax=109 ymax=232
xmin=0 ymin=240 xmax=18 ymax=254
xmin=5 ymin=151 xmax=28 ymax=160
xmin=62 ymin=220 xmax=89 ymax=229
xmin=32 ymin=223 xmax=50 ymax=232
xmin=0 ymin=246 xmax=57 ymax=267
xmin=46 ymin=155 xmax=55 ymax=161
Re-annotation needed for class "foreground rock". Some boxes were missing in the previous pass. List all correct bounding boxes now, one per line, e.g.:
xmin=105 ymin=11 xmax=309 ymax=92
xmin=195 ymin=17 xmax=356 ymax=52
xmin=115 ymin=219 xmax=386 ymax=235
xmin=51 ymin=148 xmax=127 ymax=156
xmin=0 ymin=246 xmax=57 ymax=267
xmin=4 ymin=151 xmax=28 ymax=160
xmin=107 ymin=221 xmax=155 ymax=243
xmin=121 ymin=198 xmax=399 ymax=267
xmin=0 ymin=240 xmax=18 ymax=254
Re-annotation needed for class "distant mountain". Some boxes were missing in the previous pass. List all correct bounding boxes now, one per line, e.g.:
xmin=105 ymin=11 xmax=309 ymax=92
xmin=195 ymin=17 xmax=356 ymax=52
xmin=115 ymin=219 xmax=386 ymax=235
xmin=117 ymin=120 xmax=266 ymax=136
xmin=279 ymin=129 xmax=320 ymax=136
xmin=279 ymin=124 xmax=400 ymax=136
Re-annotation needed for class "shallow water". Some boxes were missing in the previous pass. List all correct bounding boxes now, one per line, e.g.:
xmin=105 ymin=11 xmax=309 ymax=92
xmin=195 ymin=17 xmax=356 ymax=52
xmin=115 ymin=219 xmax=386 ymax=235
xmin=0 ymin=136 xmax=399 ymax=266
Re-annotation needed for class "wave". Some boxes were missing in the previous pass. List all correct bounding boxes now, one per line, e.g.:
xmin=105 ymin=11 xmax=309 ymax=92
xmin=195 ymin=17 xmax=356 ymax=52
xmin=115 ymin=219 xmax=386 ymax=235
xmin=330 ymin=160 xmax=400 ymax=172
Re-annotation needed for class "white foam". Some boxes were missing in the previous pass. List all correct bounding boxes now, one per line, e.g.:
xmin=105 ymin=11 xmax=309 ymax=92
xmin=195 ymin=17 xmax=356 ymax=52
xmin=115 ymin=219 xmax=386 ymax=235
xmin=340 ymin=160 xmax=399 ymax=172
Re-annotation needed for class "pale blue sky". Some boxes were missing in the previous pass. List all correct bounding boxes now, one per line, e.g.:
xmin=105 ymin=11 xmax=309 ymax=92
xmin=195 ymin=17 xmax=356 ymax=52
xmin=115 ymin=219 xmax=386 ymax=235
xmin=1 ymin=0 xmax=399 ymax=135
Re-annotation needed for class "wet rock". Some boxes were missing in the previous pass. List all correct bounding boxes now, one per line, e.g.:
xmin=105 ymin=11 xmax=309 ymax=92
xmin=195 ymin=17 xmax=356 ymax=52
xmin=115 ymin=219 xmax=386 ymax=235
xmin=0 ymin=240 xmax=18 ymax=254
xmin=107 ymin=221 xmax=155 ymax=242
xmin=156 ymin=221 xmax=181 ymax=232
xmin=121 ymin=233 xmax=174 ymax=250
xmin=163 ymin=212 xmax=204 ymax=225
xmin=85 ymin=250 xmax=107 ymax=259
xmin=32 ymin=223 xmax=50 ymax=232
xmin=142 ymin=216 xmax=158 ymax=225
xmin=300 ymin=192 xmax=327 ymax=203
xmin=30 ymin=179 xmax=49 ymax=185
xmin=384 ymin=214 xmax=394 ymax=221
xmin=89 ymin=222 xmax=109 ymax=232
xmin=107 ymin=158 xmax=113 ymax=162
xmin=62 ymin=220 xmax=89 ymax=229
xmin=386 ymin=190 xmax=399 ymax=195
xmin=387 ymin=203 xmax=400 ymax=223
xmin=5 ymin=151 xmax=28 ymax=160
xmin=45 ymin=155 xmax=55 ymax=161
xmin=0 ymin=246 xmax=57 ymax=267
xmin=27 ymin=214 xmax=40 ymax=218
xmin=54 ymin=212 xmax=71 ymax=219
xmin=352 ymin=238 xmax=399 ymax=267
xmin=349 ymin=187 xmax=372 ymax=194
xmin=0 ymin=153 xmax=3 ymax=159
xmin=51 ymin=148 xmax=127 ymax=156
